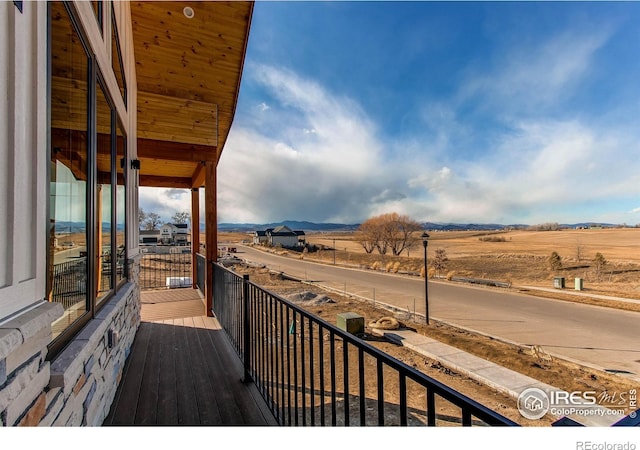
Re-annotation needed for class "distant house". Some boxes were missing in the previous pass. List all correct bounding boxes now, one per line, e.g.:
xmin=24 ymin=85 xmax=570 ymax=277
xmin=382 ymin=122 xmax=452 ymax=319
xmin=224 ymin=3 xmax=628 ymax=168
xmin=253 ymin=230 xmax=268 ymax=245
xmin=160 ymin=224 xmax=175 ymax=244
xmin=139 ymin=229 xmax=160 ymax=244
xmin=255 ymin=225 xmax=305 ymax=248
xmin=149 ymin=223 xmax=191 ymax=245
xmin=173 ymin=223 xmax=189 ymax=245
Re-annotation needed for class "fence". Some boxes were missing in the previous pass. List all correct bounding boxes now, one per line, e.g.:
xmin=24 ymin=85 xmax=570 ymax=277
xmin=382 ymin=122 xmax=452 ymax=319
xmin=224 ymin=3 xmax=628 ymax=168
xmin=212 ymin=262 xmax=518 ymax=427
xmin=51 ymin=258 xmax=87 ymax=309
xmin=139 ymin=252 xmax=192 ymax=290
xmin=196 ymin=253 xmax=206 ymax=296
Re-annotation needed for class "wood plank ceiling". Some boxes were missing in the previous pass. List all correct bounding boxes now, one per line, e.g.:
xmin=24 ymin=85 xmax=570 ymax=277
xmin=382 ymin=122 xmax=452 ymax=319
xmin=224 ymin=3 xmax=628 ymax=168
xmin=131 ymin=1 xmax=253 ymax=188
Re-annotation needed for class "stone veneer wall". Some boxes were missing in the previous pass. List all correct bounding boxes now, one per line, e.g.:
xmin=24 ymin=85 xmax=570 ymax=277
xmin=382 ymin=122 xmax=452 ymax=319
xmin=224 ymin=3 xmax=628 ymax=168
xmin=0 ymin=261 xmax=141 ymax=426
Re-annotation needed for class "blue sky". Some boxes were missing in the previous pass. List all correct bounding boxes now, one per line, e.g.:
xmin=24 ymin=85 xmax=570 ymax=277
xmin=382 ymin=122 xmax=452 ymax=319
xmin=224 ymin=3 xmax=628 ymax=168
xmin=141 ymin=1 xmax=640 ymax=226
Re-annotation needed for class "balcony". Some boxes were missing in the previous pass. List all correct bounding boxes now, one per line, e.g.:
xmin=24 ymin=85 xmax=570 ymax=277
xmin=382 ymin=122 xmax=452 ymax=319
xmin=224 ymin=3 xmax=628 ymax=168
xmin=104 ymin=259 xmax=518 ymax=426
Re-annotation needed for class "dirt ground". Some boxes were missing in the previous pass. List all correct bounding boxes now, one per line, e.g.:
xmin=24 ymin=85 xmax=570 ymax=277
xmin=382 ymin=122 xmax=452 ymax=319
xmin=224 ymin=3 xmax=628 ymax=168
xmin=228 ymin=263 xmax=638 ymax=427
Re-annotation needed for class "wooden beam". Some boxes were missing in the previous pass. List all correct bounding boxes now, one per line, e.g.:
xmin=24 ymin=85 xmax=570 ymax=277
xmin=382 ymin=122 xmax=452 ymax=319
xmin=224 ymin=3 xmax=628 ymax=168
xmin=191 ymin=162 xmax=205 ymax=188
xmin=138 ymin=175 xmax=192 ymax=188
xmin=137 ymin=138 xmax=217 ymax=162
xmin=205 ymin=161 xmax=217 ymax=317
xmin=191 ymin=188 xmax=200 ymax=289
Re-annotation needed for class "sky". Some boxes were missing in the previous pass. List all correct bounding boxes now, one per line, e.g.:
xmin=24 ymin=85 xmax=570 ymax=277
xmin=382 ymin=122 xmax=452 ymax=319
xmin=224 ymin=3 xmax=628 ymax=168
xmin=140 ymin=1 xmax=640 ymax=226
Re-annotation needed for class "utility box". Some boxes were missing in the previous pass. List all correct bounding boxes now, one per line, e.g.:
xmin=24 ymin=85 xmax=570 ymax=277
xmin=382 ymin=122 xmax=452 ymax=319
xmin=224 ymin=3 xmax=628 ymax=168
xmin=575 ymin=278 xmax=584 ymax=291
xmin=337 ymin=312 xmax=364 ymax=335
xmin=553 ymin=277 xmax=565 ymax=289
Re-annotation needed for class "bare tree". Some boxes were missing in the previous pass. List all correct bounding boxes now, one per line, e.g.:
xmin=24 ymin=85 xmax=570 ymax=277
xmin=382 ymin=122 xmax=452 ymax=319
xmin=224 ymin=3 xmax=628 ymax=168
xmin=432 ymin=248 xmax=449 ymax=277
xmin=593 ymin=252 xmax=607 ymax=281
xmin=138 ymin=208 xmax=147 ymax=229
xmin=575 ymin=238 xmax=584 ymax=262
xmin=172 ymin=211 xmax=190 ymax=224
xmin=356 ymin=212 xmax=422 ymax=256
xmin=383 ymin=213 xmax=422 ymax=256
xmin=143 ymin=212 xmax=162 ymax=230
xmin=356 ymin=216 xmax=384 ymax=254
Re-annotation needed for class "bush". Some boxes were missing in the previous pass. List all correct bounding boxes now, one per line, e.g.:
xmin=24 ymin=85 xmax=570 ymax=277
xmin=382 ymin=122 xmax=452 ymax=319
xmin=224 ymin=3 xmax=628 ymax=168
xmin=548 ymin=251 xmax=563 ymax=271
xmin=479 ymin=236 xmax=506 ymax=242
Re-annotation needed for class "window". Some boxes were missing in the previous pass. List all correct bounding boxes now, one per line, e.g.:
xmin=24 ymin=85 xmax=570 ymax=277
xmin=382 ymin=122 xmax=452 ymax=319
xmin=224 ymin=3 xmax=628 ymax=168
xmin=49 ymin=1 xmax=91 ymax=334
xmin=116 ymin=120 xmax=127 ymax=286
xmin=48 ymin=2 xmax=128 ymax=352
xmin=96 ymin=81 xmax=113 ymax=305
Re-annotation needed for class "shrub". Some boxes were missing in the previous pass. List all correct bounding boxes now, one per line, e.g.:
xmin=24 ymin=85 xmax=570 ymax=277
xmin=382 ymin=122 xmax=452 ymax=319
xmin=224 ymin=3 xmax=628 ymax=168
xmin=548 ymin=251 xmax=563 ymax=271
xmin=479 ymin=236 xmax=506 ymax=242
xmin=446 ymin=271 xmax=456 ymax=280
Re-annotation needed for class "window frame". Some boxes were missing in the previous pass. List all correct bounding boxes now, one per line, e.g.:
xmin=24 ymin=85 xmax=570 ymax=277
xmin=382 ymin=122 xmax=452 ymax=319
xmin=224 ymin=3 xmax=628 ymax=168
xmin=47 ymin=1 xmax=129 ymax=360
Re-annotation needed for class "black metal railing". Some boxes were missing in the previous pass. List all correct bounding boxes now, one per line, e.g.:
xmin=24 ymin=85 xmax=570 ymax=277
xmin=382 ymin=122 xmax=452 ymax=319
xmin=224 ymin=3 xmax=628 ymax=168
xmin=196 ymin=253 xmax=206 ymax=296
xmin=212 ymin=262 xmax=519 ymax=427
xmin=140 ymin=251 xmax=192 ymax=290
xmin=51 ymin=255 xmax=115 ymax=309
xmin=51 ymin=258 xmax=87 ymax=309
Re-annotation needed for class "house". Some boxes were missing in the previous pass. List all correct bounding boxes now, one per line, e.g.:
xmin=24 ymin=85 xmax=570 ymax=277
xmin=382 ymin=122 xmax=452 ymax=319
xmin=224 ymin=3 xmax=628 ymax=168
xmin=139 ymin=229 xmax=160 ymax=244
xmin=173 ymin=223 xmax=190 ymax=245
xmin=159 ymin=223 xmax=191 ymax=245
xmin=253 ymin=230 xmax=268 ymax=245
xmin=0 ymin=1 xmax=253 ymax=426
xmin=259 ymin=225 xmax=306 ymax=248
xmin=160 ymin=223 xmax=175 ymax=244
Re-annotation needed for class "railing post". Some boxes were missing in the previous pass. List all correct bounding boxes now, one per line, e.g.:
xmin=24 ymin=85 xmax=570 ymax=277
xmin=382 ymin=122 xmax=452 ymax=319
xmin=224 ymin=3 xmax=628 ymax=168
xmin=242 ymin=274 xmax=251 ymax=384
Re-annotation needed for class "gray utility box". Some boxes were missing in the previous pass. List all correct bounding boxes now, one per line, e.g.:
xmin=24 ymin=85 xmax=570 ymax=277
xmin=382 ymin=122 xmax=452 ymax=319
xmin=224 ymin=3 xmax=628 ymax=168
xmin=575 ymin=278 xmax=584 ymax=291
xmin=337 ymin=312 xmax=364 ymax=335
xmin=553 ymin=277 xmax=565 ymax=289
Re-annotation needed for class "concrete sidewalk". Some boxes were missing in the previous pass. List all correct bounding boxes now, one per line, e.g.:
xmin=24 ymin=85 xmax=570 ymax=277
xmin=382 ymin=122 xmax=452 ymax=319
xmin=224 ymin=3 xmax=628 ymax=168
xmin=369 ymin=327 xmax=628 ymax=426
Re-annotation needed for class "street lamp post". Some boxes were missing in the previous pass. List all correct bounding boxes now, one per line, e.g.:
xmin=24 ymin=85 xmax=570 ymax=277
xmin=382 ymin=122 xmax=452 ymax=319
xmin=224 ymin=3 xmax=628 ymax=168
xmin=421 ymin=232 xmax=430 ymax=325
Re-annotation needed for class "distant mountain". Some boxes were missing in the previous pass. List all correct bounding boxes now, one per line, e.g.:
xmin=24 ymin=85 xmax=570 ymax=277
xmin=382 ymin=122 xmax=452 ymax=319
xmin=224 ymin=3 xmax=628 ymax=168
xmin=217 ymin=220 xmax=359 ymax=232
xmin=216 ymin=220 xmax=624 ymax=233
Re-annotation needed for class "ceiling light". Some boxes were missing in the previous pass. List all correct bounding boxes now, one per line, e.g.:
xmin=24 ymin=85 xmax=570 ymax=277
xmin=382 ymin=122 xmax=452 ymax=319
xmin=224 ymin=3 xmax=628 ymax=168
xmin=183 ymin=6 xmax=194 ymax=19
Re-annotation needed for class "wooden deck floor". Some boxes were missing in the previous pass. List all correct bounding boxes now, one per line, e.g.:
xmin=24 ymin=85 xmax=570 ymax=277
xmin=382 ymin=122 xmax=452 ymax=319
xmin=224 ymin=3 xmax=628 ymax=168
xmin=103 ymin=288 xmax=277 ymax=426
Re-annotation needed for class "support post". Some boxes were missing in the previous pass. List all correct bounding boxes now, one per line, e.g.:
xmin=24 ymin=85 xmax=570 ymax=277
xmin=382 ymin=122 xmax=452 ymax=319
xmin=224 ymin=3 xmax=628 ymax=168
xmin=191 ymin=187 xmax=200 ymax=289
xmin=205 ymin=161 xmax=217 ymax=317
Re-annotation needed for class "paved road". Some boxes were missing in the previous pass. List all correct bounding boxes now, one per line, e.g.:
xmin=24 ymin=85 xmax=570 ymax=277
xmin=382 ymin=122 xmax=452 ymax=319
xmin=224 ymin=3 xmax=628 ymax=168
xmin=233 ymin=244 xmax=640 ymax=379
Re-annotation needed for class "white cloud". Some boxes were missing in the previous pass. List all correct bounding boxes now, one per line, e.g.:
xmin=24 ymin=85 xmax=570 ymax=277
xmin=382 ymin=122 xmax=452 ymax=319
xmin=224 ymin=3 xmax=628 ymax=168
xmin=217 ymin=65 xmax=398 ymax=223
xmin=139 ymin=187 xmax=192 ymax=223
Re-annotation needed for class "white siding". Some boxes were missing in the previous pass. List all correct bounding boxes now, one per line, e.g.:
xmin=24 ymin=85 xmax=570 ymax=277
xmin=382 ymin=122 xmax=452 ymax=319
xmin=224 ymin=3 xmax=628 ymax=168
xmin=0 ymin=2 xmax=48 ymax=321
